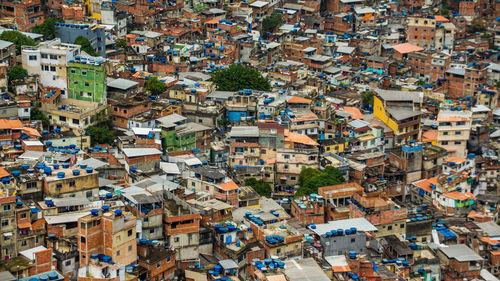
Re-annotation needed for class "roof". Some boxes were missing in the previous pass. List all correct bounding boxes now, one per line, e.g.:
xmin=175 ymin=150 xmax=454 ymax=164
xmin=122 ymin=148 xmax=162 ymax=158
xmin=52 ymin=197 xmax=90 ymax=207
xmin=446 ymin=68 xmax=466 ymax=76
xmin=325 ymin=255 xmax=351 ymax=272
xmin=0 ymin=271 xmax=15 ymax=281
xmin=19 ymin=246 xmax=48 ymax=261
xmin=44 ymin=212 xmax=90 ymax=225
xmin=477 ymin=221 xmax=500 ymax=238
xmin=156 ymin=113 xmax=187 ymax=126
xmin=422 ymin=130 xmax=438 ymax=142
xmin=249 ymin=0 xmax=269 ymax=7
xmin=0 ymin=119 xmax=23 ymax=130
xmin=442 ymin=191 xmax=475 ymax=201
xmin=193 ymin=166 xmax=226 ymax=180
xmin=219 ymin=259 xmax=238 ymax=270
xmin=0 ymin=39 xmax=13 ymax=50
xmin=348 ymin=119 xmax=370 ymax=129
xmin=228 ymin=126 xmax=259 ymax=138
xmin=343 ymin=107 xmax=364 ymax=119
xmin=385 ymin=107 xmax=422 ymax=121
xmin=439 ymin=244 xmax=483 ymax=262
xmin=160 ymin=162 xmax=180 ymax=174
xmin=375 ymin=89 xmax=423 ymax=103
xmin=219 ymin=180 xmax=239 ymax=191
xmin=285 ymin=130 xmax=318 ymax=146
xmin=392 ymin=43 xmax=424 ymax=54
xmin=107 ymin=78 xmax=139 ymax=90
xmin=444 ymin=156 xmax=467 ymax=164
xmin=288 ymin=96 xmax=312 ymax=104
xmin=77 ymin=157 xmax=108 ymax=169
xmin=285 ymin=258 xmax=331 ymax=281
xmin=481 ymin=269 xmax=500 ymax=281
xmin=336 ymin=46 xmax=355 ymax=54
xmin=312 ymin=218 xmax=378 ymax=236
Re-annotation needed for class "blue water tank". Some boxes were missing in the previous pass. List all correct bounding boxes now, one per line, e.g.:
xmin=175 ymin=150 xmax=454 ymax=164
xmin=114 ymin=209 xmax=122 ymax=217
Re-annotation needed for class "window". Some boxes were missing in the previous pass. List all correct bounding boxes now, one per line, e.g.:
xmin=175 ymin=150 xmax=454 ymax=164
xmin=443 ymin=132 xmax=448 ymax=135
xmin=69 ymin=181 xmax=75 ymax=187
xmin=21 ymin=240 xmax=27 ymax=246
xmin=59 ymin=116 xmax=66 ymax=122
xmin=44 ymin=65 xmax=49 ymax=71
xmin=29 ymin=55 xmax=37 ymax=61
xmin=56 ymin=184 xmax=62 ymax=189
xmin=442 ymin=141 xmax=448 ymax=145
xmin=455 ymin=131 xmax=461 ymax=135
xmin=1 ymin=219 xmax=8 ymax=226
xmin=3 ymin=205 xmax=10 ymax=211
xmin=85 ymin=82 xmax=89 ymax=87
xmin=191 ymin=182 xmax=195 ymax=187
xmin=86 ymin=191 xmax=93 ymax=198
xmin=454 ymin=141 xmax=461 ymax=145
xmin=81 ymin=236 xmax=86 ymax=243
xmin=388 ymin=225 xmax=393 ymax=231
xmin=128 ymin=229 xmax=133 ymax=236
xmin=174 ymin=237 xmax=179 ymax=243
xmin=65 ymin=260 xmax=71 ymax=266
xmin=117 ymin=250 xmax=120 ymax=256
xmin=157 ymin=262 xmax=161 ymax=268
xmin=400 ymin=224 xmax=404 ymax=228
xmin=72 ymin=119 xmax=79 ymax=125
xmin=351 ymin=238 xmax=356 ymax=243
xmin=41 ymin=54 xmax=48 ymax=59
xmin=150 ymin=229 xmax=154 ymax=233
xmin=71 ymin=69 xmax=76 ymax=74
xmin=284 ymin=164 xmax=289 ymax=169
xmin=50 ymin=54 xmax=57 ymax=59
xmin=284 ymin=154 xmax=290 ymax=159
xmin=20 ymin=213 xmax=27 ymax=219
xmin=82 ymin=71 xmax=87 ymax=75
xmin=74 ymin=81 xmax=78 ymax=85
xmin=50 ymin=66 xmax=56 ymax=71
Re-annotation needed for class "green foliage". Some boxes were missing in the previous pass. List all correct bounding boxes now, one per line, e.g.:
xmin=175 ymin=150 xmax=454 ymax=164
xmin=440 ymin=8 xmax=449 ymax=16
xmin=468 ymin=19 xmax=486 ymax=34
xmin=145 ymin=76 xmax=167 ymax=95
xmin=7 ymin=65 xmax=27 ymax=83
xmin=295 ymin=166 xmax=345 ymax=196
xmin=245 ymin=177 xmax=272 ymax=197
xmin=32 ymin=17 xmax=64 ymax=40
xmin=31 ymin=106 xmax=50 ymax=129
xmin=361 ymin=91 xmax=375 ymax=109
xmin=86 ymin=125 xmax=116 ymax=146
xmin=211 ymin=64 xmax=271 ymax=91
xmin=0 ymin=30 xmax=36 ymax=55
xmin=262 ymin=13 xmax=283 ymax=38
xmin=115 ymin=39 xmax=127 ymax=49
xmin=74 ymin=36 xmax=98 ymax=56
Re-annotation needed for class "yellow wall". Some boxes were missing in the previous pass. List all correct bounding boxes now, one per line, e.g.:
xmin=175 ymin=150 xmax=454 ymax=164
xmin=324 ymin=141 xmax=348 ymax=154
xmin=373 ymin=96 xmax=399 ymax=133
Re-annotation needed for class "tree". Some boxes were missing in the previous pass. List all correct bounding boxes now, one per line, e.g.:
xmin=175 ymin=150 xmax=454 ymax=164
xmin=7 ymin=65 xmax=27 ymax=83
xmin=262 ymin=13 xmax=283 ymax=38
xmin=212 ymin=64 xmax=271 ymax=91
xmin=468 ymin=19 xmax=486 ymax=34
xmin=245 ymin=177 xmax=272 ymax=197
xmin=115 ymin=39 xmax=127 ymax=49
xmin=145 ymin=76 xmax=166 ymax=95
xmin=31 ymin=106 xmax=50 ymax=129
xmin=32 ymin=17 xmax=64 ymax=40
xmin=361 ymin=91 xmax=375 ymax=109
xmin=86 ymin=125 xmax=116 ymax=146
xmin=74 ymin=36 xmax=98 ymax=56
xmin=295 ymin=166 xmax=345 ymax=196
xmin=0 ymin=30 xmax=36 ymax=55
xmin=298 ymin=168 xmax=321 ymax=186
xmin=440 ymin=8 xmax=449 ymax=16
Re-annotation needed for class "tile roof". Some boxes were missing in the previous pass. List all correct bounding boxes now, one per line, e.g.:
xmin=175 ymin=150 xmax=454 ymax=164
xmin=287 ymin=96 xmax=312 ymax=104
xmin=219 ymin=180 xmax=239 ymax=191
xmin=392 ymin=43 xmax=424 ymax=54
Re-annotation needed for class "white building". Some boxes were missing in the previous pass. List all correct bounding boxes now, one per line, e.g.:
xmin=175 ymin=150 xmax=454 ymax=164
xmin=21 ymin=39 xmax=80 ymax=98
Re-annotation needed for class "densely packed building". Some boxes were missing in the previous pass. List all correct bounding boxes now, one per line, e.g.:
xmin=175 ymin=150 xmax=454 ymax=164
xmin=0 ymin=0 xmax=498 ymax=280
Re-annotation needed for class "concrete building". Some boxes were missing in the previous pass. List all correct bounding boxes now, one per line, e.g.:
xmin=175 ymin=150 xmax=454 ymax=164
xmin=43 ymin=166 xmax=100 ymax=199
xmin=55 ymin=23 xmax=106 ymax=57
xmin=67 ymin=56 xmax=108 ymax=103
xmin=437 ymin=110 xmax=472 ymax=158
xmin=311 ymin=218 xmax=377 ymax=257
xmin=78 ymin=209 xmax=137 ymax=266
xmin=21 ymin=39 xmax=81 ymax=98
